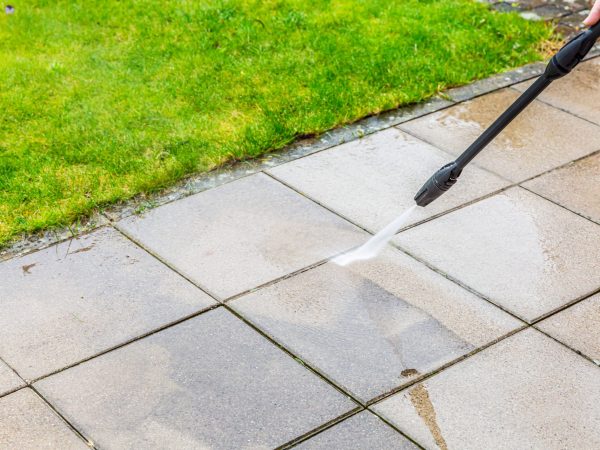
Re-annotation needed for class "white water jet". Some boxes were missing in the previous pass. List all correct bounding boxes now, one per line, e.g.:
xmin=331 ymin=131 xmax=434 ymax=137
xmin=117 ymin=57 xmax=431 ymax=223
xmin=332 ymin=204 xmax=417 ymax=266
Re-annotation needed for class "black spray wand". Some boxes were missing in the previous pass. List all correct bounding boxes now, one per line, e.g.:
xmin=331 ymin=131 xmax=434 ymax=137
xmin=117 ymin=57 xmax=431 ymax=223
xmin=414 ymin=22 xmax=600 ymax=207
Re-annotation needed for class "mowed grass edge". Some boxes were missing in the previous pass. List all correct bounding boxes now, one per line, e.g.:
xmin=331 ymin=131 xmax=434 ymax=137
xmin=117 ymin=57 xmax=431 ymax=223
xmin=0 ymin=0 xmax=551 ymax=246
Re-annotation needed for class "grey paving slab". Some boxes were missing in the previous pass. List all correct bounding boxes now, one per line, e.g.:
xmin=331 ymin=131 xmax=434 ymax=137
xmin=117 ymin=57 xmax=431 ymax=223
xmin=0 ymin=388 xmax=87 ymax=450
xmin=522 ymin=152 xmax=600 ymax=223
xmin=268 ymin=129 xmax=509 ymax=233
xmin=0 ymin=360 xmax=23 ymax=397
xmin=399 ymin=88 xmax=600 ymax=182
xmin=117 ymin=173 xmax=366 ymax=299
xmin=395 ymin=188 xmax=600 ymax=322
xmin=0 ymin=227 xmax=214 ymax=381
xmin=538 ymin=293 xmax=600 ymax=364
xmin=35 ymin=308 xmax=356 ymax=450
xmin=296 ymin=411 xmax=418 ymax=450
xmin=232 ymin=248 xmax=520 ymax=402
xmin=513 ymin=58 xmax=600 ymax=126
xmin=373 ymin=328 xmax=600 ymax=450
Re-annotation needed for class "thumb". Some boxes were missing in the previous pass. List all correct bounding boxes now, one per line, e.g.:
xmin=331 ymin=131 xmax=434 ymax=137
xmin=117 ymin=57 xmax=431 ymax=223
xmin=584 ymin=2 xmax=600 ymax=26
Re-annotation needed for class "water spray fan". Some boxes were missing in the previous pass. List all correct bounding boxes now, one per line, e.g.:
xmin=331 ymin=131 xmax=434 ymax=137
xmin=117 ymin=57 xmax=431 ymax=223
xmin=414 ymin=23 xmax=600 ymax=207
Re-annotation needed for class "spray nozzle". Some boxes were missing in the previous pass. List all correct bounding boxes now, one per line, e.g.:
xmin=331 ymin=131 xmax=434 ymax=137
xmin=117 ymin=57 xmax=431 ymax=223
xmin=414 ymin=162 xmax=461 ymax=207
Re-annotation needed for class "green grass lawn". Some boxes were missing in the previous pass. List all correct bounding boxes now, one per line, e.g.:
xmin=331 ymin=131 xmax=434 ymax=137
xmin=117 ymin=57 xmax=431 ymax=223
xmin=0 ymin=0 xmax=550 ymax=246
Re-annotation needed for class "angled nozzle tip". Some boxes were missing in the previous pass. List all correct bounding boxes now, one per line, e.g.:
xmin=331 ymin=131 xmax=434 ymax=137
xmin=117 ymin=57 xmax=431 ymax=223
xmin=414 ymin=162 xmax=461 ymax=207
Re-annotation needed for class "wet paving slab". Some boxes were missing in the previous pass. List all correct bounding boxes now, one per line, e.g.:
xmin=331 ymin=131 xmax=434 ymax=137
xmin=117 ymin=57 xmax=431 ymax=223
xmin=0 ymin=227 xmax=215 ymax=381
xmin=34 ymin=308 xmax=356 ymax=449
xmin=268 ymin=129 xmax=509 ymax=233
xmin=116 ymin=173 xmax=367 ymax=299
xmin=399 ymin=88 xmax=600 ymax=182
xmin=513 ymin=57 xmax=600 ymax=126
xmin=0 ymin=360 xmax=23 ymax=397
xmin=395 ymin=187 xmax=600 ymax=323
xmin=522 ymin=151 xmax=600 ymax=223
xmin=372 ymin=328 xmax=600 ymax=450
xmin=537 ymin=293 xmax=600 ymax=364
xmin=0 ymin=388 xmax=87 ymax=449
xmin=231 ymin=248 xmax=521 ymax=403
xmin=296 ymin=411 xmax=418 ymax=449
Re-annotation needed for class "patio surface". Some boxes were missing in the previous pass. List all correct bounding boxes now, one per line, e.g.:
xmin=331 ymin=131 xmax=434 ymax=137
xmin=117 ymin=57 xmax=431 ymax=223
xmin=1 ymin=56 xmax=600 ymax=449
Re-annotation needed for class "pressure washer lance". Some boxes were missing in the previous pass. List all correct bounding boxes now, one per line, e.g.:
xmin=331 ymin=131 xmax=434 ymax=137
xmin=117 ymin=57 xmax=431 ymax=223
xmin=414 ymin=23 xmax=600 ymax=208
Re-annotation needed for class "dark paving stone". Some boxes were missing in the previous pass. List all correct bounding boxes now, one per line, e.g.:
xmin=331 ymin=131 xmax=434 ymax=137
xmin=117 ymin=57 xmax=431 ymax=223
xmin=35 ymin=308 xmax=356 ymax=449
xmin=297 ymin=411 xmax=418 ymax=449
xmin=0 ymin=227 xmax=215 ymax=380
xmin=400 ymin=88 xmax=600 ymax=182
xmin=232 ymin=249 xmax=520 ymax=402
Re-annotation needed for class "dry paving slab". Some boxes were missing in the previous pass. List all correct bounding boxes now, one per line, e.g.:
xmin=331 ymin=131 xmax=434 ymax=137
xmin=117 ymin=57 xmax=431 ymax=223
xmin=395 ymin=187 xmax=600 ymax=323
xmin=0 ymin=389 xmax=88 ymax=450
xmin=537 ymin=292 xmax=600 ymax=364
xmin=522 ymin=151 xmax=600 ymax=224
xmin=117 ymin=173 xmax=367 ymax=299
xmin=0 ymin=360 xmax=23 ymax=397
xmin=372 ymin=328 xmax=600 ymax=450
xmin=35 ymin=308 xmax=356 ymax=449
xmin=0 ymin=226 xmax=215 ymax=381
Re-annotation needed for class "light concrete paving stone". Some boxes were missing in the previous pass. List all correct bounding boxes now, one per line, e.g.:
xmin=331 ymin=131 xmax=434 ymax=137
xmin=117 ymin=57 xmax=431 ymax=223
xmin=0 ymin=388 xmax=87 ymax=450
xmin=0 ymin=360 xmax=22 ymax=397
xmin=522 ymin=152 xmax=600 ymax=223
xmin=232 ymin=248 xmax=521 ymax=402
xmin=537 ymin=293 xmax=600 ymax=364
xmin=513 ymin=58 xmax=600 ymax=126
xmin=35 ymin=308 xmax=356 ymax=450
xmin=117 ymin=173 xmax=366 ymax=299
xmin=268 ymin=129 xmax=509 ymax=232
xmin=395 ymin=188 xmax=600 ymax=322
xmin=373 ymin=328 xmax=600 ymax=450
xmin=296 ymin=411 xmax=418 ymax=450
xmin=0 ymin=227 xmax=214 ymax=381
xmin=399 ymin=88 xmax=600 ymax=182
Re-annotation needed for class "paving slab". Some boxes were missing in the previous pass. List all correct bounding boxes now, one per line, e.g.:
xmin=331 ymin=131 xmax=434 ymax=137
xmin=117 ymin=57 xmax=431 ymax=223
xmin=0 ymin=360 xmax=23 ymax=397
xmin=537 ymin=293 xmax=600 ymax=364
xmin=513 ymin=58 xmax=600 ymax=126
xmin=399 ymin=88 xmax=600 ymax=182
xmin=35 ymin=308 xmax=356 ymax=449
xmin=522 ymin=152 xmax=600 ymax=223
xmin=395 ymin=188 xmax=600 ymax=322
xmin=268 ymin=129 xmax=509 ymax=233
xmin=373 ymin=328 xmax=600 ymax=450
xmin=117 ymin=173 xmax=366 ymax=299
xmin=232 ymin=249 xmax=520 ymax=402
xmin=0 ymin=388 xmax=87 ymax=450
xmin=296 ymin=411 xmax=418 ymax=449
xmin=0 ymin=227 xmax=214 ymax=381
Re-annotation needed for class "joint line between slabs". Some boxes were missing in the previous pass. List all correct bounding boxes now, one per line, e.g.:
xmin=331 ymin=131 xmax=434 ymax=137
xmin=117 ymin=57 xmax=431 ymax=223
xmin=29 ymin=385 xmax=97 ymax=449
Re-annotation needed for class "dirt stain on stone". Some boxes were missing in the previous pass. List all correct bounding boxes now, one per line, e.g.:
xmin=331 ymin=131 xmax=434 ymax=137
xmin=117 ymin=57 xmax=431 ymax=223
xmin=69 ymin=244 xmax=95 ymax=255
xmin=401 ymin=368 xmax=419 ymax=377
xmin=408 ymin=377 xmax=448 ymax=450
xmin=21 ymin=263 xmax=36 ymax=275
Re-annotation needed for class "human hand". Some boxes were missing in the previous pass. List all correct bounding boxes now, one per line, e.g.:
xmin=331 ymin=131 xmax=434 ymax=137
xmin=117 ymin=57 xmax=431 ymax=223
xmin=584 ymin=1 xmax=600 ymax=26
